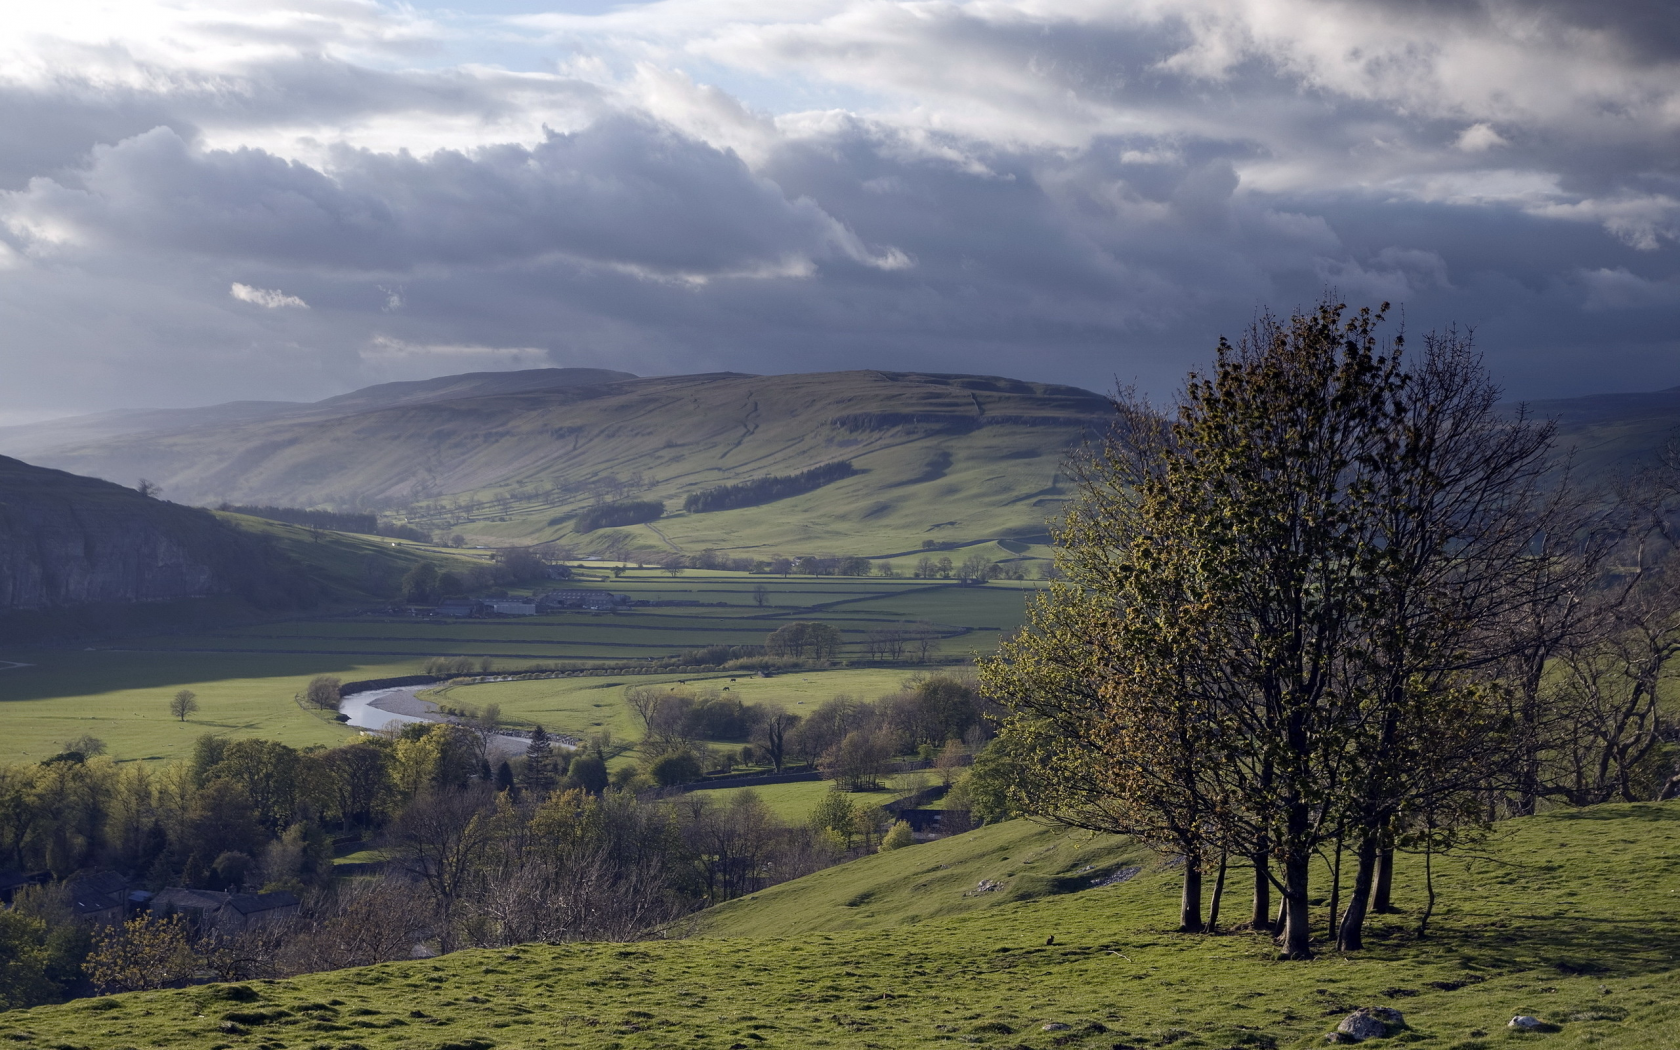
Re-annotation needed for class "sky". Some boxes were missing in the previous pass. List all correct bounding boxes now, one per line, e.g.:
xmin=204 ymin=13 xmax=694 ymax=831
xmin=0 ymin=0 xmax=1677 ymax=422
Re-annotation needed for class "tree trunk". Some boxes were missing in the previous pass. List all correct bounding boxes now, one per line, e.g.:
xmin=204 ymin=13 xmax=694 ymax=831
xmin=1327 ymin=837 xmax=1343 ymax=944
xmin=1281 ymin=849 xmax=1312 ymax=958
xmin=1416 ymin=843 xmax=1437 ymax=939
xmin=1250 ymin=845 xmax=1271 ymax=929
xmin=1272 ymin=895 xmax=1287 ymax=937
xmin=1179 ymin=853 xmax=1205 ymax=933
xmin=1337 ymin=834 xmax=1380 ymax=951
xmin=1207 ymin=852 xmax=1228 ymax=933
xmin=1371 ymin=845 xmax=1396 ymax=913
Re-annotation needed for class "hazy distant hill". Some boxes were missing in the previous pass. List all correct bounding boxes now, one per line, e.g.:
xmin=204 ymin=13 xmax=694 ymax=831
xmin=4 ymin=370 xmax=1110 ymax=557
xmin=0 ymin=367 xmax=635 ymax=460
xmin=1520 ymin=386 xmax=1680 ymax=475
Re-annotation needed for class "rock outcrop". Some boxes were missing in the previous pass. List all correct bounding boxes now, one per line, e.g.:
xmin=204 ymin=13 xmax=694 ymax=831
xmin=0 ymin=455 xmax=291 ymax=608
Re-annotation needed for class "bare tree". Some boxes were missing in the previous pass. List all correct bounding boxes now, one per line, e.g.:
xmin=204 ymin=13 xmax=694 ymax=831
xmin=169 ymin=689 xmax=199 ymax=722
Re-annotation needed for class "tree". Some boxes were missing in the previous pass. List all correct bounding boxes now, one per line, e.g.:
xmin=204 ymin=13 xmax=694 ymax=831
xmin=818 ymin=730 xmax=891 ymax=791
xmin=751 ymin=704 xmax=800 ymax=773
xmin=169 ymin=690 xmax=198 ymax=722
xmin=83 ymin=914 xmax=195 ymax=993
xmin=752 ymin=583 xmax=770 ymax=608
xmin=649 ymin=751 xmax=702 ymax=787
xmin=0 ymin=910 xmax=56 ymax=1010
xmin=566 ymin=754 xmax=609 ymax=795
xmin=521 ymin=725 xmax=557 ymax=795
xmin=304 ymin=675 xmax=341 ymax=710
xmin=401 ymin=562 xmax=440 ymax=603
xmin=986 ymin=301 xmax=1561 ymax=957
xmin=765 ymin=621 xmax=844 ymax=660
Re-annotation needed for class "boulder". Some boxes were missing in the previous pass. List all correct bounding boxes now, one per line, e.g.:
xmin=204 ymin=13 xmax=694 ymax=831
xmin=1333 ymin=1007 xmax=1405 ymax=1042
xmin=1509 ymin=1015 xmax=1544 ymax=1030
xmin=1042 ymin=1022 xmax=1071 ymax=1031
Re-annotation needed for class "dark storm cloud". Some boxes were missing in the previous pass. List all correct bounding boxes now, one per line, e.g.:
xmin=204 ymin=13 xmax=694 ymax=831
xmin=0 ymin=0 xmax=1676 ymax=417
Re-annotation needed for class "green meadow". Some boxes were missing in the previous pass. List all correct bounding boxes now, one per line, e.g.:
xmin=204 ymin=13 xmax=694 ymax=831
xmin=9 ymin=804 xmax=1678 ymax=1049
xmin=0 ymin=567 xmax=1036 ymax=763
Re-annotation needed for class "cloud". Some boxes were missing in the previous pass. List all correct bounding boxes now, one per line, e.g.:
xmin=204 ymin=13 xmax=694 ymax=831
xmin=0 ymin=0 xmax=1674 ymax=418
xmin=230 ymin=282 xmax=308 ymax=308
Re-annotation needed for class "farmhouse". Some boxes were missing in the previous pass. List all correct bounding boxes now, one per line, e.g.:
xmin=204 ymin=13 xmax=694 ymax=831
xmin=537 ymin=590 xmax=626 ymax=611
xmin=481 ymin=598 xmax=538 ymax=616
xmin=151 ymin=887 xmax=301 ymax=934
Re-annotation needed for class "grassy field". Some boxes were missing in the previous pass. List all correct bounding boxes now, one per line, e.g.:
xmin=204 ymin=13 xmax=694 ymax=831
xmin=0 ymin=569 xmax=1030 ymax=763
xmin=8 ymin=803 xmax=1679 ymax=1048
xmin=427 ymin=666 xmax=937 ymax=743
xmin=695 ymin=780 xmax=902 ymax=823
xmin=0 ymin=651 xmax=427 ymax=765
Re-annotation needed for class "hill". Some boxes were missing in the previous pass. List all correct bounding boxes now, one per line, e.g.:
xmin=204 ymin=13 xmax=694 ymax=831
xmin=6 ymin=804 xmax=1677 ymax=1048
xmin=0 ymin=455 xmax=314 ymax=611
xmin=1521 ymin=385 xmax=1680 ymax=475
xmin=0 ymin=367 xmax=635 ymax=462
xmin=5 ymin=370 xmax=1111 ymax=557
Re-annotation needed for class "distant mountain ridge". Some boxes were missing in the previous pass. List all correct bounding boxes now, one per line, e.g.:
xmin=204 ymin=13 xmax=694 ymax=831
xmin=0 ymin=367 xmax=636 ymax=460
xmin=0 ymin=369 xmax=1110 ymax=557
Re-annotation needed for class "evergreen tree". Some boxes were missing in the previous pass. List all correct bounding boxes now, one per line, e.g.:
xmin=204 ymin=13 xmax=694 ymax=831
xmin=521 ymin=725 xmax=556 ymax=794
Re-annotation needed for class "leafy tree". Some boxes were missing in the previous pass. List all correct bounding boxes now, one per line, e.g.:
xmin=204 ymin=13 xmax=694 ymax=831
xmin=765 ymin=621 xmax=844 ymax=659
xmin=566 ymin=754 xmax=609 ymax=795
xmin=401 ymin=562 xmax=440 ymax=603
xmin=169 ymin=689 xmax=198 ymax=722
xmin=304 ymin=675 xmax=341 ymax=710
xmin=0 ymin=910 xmax=56 ymax=1010
xmin=807 ymin=790 xmax=857 ymax=849
xmin=649 ymin=751 xmax=702 ymax=787
xmin=83 ymin=914 xmax=195 ymax=993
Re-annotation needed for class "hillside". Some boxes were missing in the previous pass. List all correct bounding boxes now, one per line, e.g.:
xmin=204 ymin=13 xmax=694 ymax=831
xmin=7 ymin=805 xmax=1678 ymax=1048
xmin=0 ymin=456 xmax=312 ymax=610
xmin=6 ymin=370 xmax=1111 ymax=557
xmin=0 ymin=367 xmax=635 ymax=461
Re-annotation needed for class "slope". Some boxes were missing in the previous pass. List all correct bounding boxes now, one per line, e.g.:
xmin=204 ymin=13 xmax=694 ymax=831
xmin=14 ymin=370 xmax=1110 ymax=557
xmin=7 ymin=804 xmax=1678 ymax=1048
xmin=0 ymin=455 xmax=313 ymax=610
xmin=0 ymin=367 xmax=634 ymax=463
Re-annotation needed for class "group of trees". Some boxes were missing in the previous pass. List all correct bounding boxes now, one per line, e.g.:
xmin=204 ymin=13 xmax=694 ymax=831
xmin=576 ymin=500 xmax=665 ymax=533
xmin=621 ymin=675 xmax=993 ymax=793
xmin=682 ymin=461 xmax=858 ymax=514
xmin=0 ymin=711 xmax=851 ymax=1005
xmin=399 ymin=547 xmax=556 ymax=604
xmin=984 ymin=301 xmax=1680 ymax=958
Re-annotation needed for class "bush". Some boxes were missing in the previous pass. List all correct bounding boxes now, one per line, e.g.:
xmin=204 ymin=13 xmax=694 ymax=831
xmin=648 ymin=751 xmax=703 ymax=787
xmin=879 ymin=820 xmax=915 ymax=852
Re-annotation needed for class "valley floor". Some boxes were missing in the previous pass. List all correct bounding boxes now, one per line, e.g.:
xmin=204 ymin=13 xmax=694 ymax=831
xmin=6 ymin=804 xmax=1679 ymax=1049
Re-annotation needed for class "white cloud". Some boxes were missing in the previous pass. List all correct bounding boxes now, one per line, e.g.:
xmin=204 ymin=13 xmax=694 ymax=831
xmin=1456 ymin=123 xmax=1508 ymax=152
xmin=230 ymin=282 xmax=309 ymax=308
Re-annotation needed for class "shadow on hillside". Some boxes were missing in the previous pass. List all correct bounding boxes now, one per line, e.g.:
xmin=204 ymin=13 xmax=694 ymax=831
xmin=0 ymin=651 xmax=377 ymax=704
xmin=1422 ymin=912 xmax=1680 ymax=980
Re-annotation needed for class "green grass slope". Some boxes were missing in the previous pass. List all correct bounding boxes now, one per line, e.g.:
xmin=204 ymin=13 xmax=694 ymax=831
xmin=9 ymin=804 xmax=1680 ymax=1049
xmin=21 ymin=370 xmax=1108 ymax=557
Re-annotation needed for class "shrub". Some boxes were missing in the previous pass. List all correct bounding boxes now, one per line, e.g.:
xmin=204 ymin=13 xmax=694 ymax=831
xmin=648 ymin=751 xmax=703 ymax=787
xmin=879 ymin=820 xmax=915 ymax=852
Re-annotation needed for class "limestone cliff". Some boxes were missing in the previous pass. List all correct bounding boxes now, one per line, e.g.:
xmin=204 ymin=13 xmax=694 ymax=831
xmin=0 ymin=455 xmax=297 ymax=609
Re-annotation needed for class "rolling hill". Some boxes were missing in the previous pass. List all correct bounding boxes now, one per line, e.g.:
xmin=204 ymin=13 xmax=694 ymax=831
xmin=3 ymin=370 xmax=1112 ymax=558
xmin=7 ymin=805 xmax=1678 ymax=1048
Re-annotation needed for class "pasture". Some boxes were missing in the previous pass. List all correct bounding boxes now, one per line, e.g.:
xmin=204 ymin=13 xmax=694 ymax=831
xmin=0 ymin=568 xmax=1036 ymax=764
xmin=9 ymin=804 xmax=1680 ymax=1049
